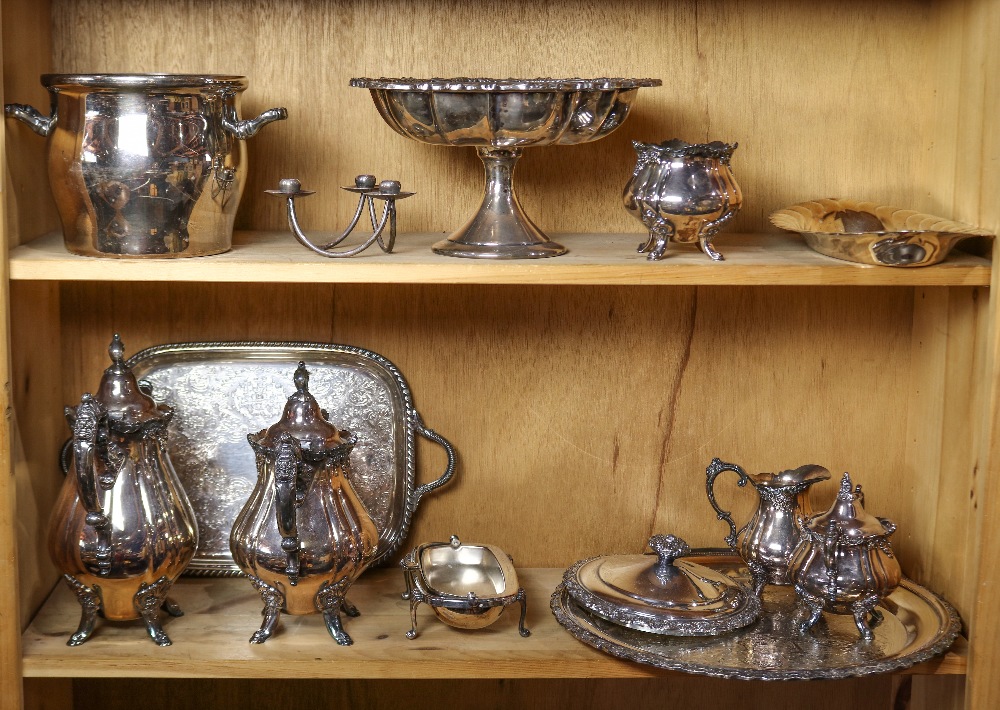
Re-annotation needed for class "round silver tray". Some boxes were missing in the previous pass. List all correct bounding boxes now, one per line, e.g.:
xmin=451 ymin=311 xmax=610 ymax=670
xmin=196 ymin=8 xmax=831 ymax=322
xmin=550 ymin=550 xmax=961 ymax=680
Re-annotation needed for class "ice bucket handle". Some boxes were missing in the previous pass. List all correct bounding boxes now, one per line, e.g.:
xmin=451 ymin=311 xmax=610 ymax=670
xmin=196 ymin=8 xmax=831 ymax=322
xmin=4 ymin=103 xmax=55 ymax=136
xmin=221 ymin=105 xmax=288 ymax=139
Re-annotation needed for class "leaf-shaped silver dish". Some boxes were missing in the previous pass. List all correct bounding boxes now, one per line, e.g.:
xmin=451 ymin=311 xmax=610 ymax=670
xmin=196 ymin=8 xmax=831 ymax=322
xmin=770 ymin=198 xmax=992 ymax=267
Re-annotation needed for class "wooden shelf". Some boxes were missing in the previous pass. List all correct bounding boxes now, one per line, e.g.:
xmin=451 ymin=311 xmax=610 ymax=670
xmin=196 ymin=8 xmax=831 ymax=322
xmin=8 ymin=232 xmax=991 ymax=286
xmin=20 ymin=569 xmax=966 ymax=679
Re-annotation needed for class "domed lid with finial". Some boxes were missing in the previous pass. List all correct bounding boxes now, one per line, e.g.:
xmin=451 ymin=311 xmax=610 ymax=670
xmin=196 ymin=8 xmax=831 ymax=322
xmin=254 ymin=362 xmax=345 ymax=454
xmin=93 ymin=334 xmax=168 ymax=429
xmin=805 ymin=472 xmax=893 ymax=540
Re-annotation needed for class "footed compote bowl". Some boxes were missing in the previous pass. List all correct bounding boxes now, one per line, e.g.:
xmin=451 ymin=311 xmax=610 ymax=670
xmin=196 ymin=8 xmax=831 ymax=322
xmin=351 ymin=77 xmax=661 ymax=259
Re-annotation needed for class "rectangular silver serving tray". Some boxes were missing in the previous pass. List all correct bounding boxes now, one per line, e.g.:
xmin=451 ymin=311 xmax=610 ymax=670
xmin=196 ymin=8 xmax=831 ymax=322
xmin=123 ymin=341 xmax=455 ymax=576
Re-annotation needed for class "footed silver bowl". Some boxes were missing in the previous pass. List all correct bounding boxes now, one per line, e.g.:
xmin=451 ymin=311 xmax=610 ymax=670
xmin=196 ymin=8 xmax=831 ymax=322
xmin=351 ymin=77 xmax=660 ymax=259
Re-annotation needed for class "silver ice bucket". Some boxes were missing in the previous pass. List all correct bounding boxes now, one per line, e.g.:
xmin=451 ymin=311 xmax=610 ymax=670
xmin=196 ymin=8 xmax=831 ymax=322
xmin=5 ymin=74 xmax=287 ymax=257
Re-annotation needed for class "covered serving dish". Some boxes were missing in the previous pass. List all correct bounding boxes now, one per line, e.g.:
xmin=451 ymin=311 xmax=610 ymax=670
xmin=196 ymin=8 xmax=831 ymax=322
xmin=401 ymin=535 xmax=529 ymax=638
xmin=562 ymin=534 xmax=760 ymax=636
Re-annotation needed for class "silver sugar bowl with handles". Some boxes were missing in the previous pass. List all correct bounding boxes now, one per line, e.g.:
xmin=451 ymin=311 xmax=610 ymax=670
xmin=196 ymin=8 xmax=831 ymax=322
xmin=5 ymin=73 xmax=286 ymax=257
xmin=788 ymin=472 xmax=902 ymax=640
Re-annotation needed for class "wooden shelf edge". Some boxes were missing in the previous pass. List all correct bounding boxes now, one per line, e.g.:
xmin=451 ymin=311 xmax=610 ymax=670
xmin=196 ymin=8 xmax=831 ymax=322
xmin=21 ymin=569 xmax=967 ymax=680
xmin=8 ymin=232 xmax=991 ymax=287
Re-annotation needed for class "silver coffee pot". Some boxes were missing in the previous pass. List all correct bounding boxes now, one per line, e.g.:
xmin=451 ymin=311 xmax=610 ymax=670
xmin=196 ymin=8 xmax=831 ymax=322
xmin=51 ymin=335 xmax=198 ymax=645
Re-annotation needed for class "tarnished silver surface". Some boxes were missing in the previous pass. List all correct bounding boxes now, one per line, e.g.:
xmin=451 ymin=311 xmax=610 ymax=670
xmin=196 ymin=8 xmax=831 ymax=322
xmin=563 ymin=535 xmax=760 ymax=636
xmin=52 ymin=336 xmax=197 ymax=645
xmin=351 ymin=76 xmax=660 ymax=259
xmin=266 ymin=176 xmax=414 ymax=257
xmin=789 ymin=473 xmax=903 ymax=640
xmin=401 ymin=535 xmax=529 ymax=638
xmin=4 ymin=73 xmax=286 ymax=257
xmin=551 ymin=550 xmax=961 ymax=680
xmin=624 ymin=139 xmax=742 ymax=261
xmin=124 ymin=342 xmax=456 ymax=575
xmin=769 ymin=198 xmax=993 ymax=267
xmin=705 ymin=458 xmax=830 ymax=595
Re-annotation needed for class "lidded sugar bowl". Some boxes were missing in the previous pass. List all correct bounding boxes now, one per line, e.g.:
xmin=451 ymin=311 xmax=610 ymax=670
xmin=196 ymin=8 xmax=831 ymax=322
xmin=562 ymin=534 xmax=760 ymax=636
xmin=230 ymin=362 xmax=378 ymax=645
xmin=51 ymin=334 xmax=198 ymax=646
xmin=789 ymin=473 xmax=902 ymax=640
xmin=623 ymin=139 xmax=742 ymax=261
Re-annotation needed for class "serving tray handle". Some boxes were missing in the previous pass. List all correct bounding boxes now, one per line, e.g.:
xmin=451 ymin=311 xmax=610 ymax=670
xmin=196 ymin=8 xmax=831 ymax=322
xmin=409 ymin=411 xmax=456 ymax=507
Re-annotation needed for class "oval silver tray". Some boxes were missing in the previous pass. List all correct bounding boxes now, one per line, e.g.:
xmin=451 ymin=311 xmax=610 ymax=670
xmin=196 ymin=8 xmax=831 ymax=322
xmin=121 ymin=341 xmax=456 ymax=575
xmin=551 ymin=550 xmax=960 ymax=680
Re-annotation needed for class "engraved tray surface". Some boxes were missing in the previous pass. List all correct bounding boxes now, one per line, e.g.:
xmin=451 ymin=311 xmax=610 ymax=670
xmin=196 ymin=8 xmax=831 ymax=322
xmin=126 ymin=342 xmax=453 ymax=576
xmin=551 ymin=550 xmax=961 ymax=680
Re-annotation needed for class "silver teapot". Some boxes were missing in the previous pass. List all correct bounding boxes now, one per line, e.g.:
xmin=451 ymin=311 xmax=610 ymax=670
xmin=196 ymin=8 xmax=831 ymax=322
xmin=706 ymin=458 xmax=830 ymax=595
xmin=623 ymin=139 xmax=742 ymax=261
xmin=230 ymin=362 xmax=378 ymax=645
xmin=788 ymin=472 xmax=902 ymax=640
xmin=51 ymin=335 xmax=198 ymax=645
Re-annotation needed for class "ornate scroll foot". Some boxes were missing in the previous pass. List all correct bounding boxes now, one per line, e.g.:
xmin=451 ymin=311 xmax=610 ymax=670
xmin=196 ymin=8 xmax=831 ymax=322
xmin=747 ymin=560 xmax=768 ymax=598
xmin=249 ymin=575 xmax=285 ymax=644
xmin=63 ymin=574 xmax=102 ymax=646
xmin=851 ymin=594 xmax=881 ymax=641
xmin=341 ymin=597 xmax=360 ymax=617
xmin=405 ymin=596 xmax=421 ymax=640
xmin=516 ymin=588 xmax=531 ymax=637
xmin=796 ymin=584 xmax=825 ymax=634
xmin=161 ymin=596 xmax=184 ymax=617
xmin=699 ymin=235 xmax=725 ymax=261
xmin=315 ymin=579 xmax=353 ymax=645
xmin=134 ymin=577 xmax=174 ymax=646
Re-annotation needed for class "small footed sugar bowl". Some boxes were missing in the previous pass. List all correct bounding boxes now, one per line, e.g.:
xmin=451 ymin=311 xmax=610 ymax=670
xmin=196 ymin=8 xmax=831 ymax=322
xmin=401 ymin=536 xmax=529 ymax=638
xmin=623 ymin=139 xmax=742 ymax=261
xmin=788 ymin=473 xmax=902 ymax=640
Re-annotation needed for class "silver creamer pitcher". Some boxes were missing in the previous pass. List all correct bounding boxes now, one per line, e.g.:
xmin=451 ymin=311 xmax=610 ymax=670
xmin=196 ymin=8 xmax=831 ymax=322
xmin=5 ymin=74 xmax=286 ymax=257
xmin=706 ymin=458 xmax=830 ymax=595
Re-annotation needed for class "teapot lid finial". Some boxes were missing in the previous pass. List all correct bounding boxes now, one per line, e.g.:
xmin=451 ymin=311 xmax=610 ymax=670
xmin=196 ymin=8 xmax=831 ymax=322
xmin=91 ymin=334 xmax=166 ymax=428
xmin=836 ymin=472 xmax=854 ymax=500
xmin=293 ymin=361 xmax=309 ymax=393
xmin=256 ymin=362 xmax=345 ymax=453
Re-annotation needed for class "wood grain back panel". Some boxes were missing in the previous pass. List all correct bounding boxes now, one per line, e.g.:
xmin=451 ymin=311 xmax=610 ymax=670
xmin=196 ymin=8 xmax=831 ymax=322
xmin=42 ymin=0 xmax=941 ymax=237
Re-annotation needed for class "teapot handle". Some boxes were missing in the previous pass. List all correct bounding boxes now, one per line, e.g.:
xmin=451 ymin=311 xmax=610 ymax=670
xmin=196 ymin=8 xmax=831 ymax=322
xmin=705 ymin=458 xmax=752 ymax=548
xmin=66 ymin=395 xmax=113 ymax=575
xmin=273 ymin=433 xmax=304 ymax=586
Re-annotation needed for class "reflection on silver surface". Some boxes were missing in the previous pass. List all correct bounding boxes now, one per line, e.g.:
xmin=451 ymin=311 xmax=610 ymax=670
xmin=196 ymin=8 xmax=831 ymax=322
xmin=351 ymin=77 xmax=660 ymax=259
xmin=125 ymin=342 xmax=456 ymax=575
xmin=5 ymin=74 xmax=286 ymax=257
xmin=551 ymin=550 xmax=960 ymax=680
